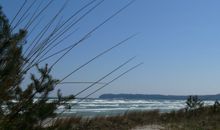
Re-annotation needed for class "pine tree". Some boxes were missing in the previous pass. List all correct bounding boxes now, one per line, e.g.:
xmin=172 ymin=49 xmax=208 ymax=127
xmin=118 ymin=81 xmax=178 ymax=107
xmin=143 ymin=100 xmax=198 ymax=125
xmin=0 ymin=7 xmax=72 ymax=130
xmin=186 ymin=95 xmax=204 ymax=111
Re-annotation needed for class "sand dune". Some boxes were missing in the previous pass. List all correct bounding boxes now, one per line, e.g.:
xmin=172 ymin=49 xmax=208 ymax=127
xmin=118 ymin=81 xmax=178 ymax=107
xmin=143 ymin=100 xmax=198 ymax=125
xmin=132 ymin=125 xmax=164 ymax=130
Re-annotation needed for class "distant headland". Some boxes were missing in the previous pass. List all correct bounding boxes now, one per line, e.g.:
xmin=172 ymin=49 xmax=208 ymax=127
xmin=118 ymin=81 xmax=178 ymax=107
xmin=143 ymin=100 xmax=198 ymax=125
xmin=99 ymin=93 xmax=220 ymax=100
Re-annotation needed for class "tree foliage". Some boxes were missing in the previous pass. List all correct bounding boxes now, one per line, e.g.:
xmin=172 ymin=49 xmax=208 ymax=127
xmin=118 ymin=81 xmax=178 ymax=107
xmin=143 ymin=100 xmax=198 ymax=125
xmin=0 ymin=7 xmax=73 ymax=130
xmin=186 ymin=95 xmax=204 ymax=111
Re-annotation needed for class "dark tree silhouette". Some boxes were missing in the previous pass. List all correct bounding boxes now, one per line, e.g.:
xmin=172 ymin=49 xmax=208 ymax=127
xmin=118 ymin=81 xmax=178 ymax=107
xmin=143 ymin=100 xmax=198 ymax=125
xmin=186 ymin=95 xmax=204 ymax=111
xmin=0 ymin=7 xmax=75 ymax=129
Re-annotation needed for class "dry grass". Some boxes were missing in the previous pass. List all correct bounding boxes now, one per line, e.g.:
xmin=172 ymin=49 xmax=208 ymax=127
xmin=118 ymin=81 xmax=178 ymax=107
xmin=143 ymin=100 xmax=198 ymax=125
xmin=46 ymin=104 xmax=220 ymax=130
xmin=49 ymin=110 xmax=160 ymax=130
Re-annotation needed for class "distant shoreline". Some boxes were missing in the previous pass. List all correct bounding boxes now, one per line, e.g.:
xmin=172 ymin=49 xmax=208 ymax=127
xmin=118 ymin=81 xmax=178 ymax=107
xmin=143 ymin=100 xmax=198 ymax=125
xmin=99 ymin=93 xmax=220 ymax=100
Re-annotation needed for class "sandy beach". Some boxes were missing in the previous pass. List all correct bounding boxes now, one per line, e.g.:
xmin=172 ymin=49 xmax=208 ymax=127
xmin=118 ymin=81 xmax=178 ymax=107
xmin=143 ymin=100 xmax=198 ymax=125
xmin=132 ymin=125 xmax=164 ymax=130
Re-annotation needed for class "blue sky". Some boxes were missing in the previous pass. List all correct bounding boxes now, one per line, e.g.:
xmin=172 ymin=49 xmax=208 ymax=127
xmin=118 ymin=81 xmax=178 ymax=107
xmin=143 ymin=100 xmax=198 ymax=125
xmin=1 ymin=0 xmax=220 ymax=97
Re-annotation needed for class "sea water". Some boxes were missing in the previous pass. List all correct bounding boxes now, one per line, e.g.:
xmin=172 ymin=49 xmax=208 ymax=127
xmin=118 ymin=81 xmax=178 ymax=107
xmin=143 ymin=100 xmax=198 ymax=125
xmin=55 ymin=99 xmax=215 ymax=117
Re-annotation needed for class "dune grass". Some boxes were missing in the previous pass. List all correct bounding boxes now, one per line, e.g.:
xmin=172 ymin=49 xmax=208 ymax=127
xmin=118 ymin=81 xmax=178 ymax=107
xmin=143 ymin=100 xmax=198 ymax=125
xmin=161 ymin=106 xmax=220 ymax=130
xmin=49 ymin=110 xmax=160 ymax=130
xmin=47 ymin=102 xmax=220 ymax=130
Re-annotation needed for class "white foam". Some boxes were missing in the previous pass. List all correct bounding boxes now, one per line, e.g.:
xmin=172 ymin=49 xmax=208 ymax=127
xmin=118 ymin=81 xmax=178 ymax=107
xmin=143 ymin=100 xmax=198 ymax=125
xmin=55 ymin=99 xmax=216 ymax=116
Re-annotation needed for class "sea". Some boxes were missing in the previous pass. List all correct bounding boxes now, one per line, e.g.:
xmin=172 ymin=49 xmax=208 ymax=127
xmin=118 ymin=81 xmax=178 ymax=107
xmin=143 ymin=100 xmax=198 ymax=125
xmin=55 ymin=99 xmax=215 ymax=117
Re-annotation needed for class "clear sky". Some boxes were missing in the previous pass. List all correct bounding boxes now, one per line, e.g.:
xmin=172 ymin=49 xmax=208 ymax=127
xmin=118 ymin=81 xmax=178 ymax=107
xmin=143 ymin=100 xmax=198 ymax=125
xmin=1 ymin=0 xmax=220 ymax=98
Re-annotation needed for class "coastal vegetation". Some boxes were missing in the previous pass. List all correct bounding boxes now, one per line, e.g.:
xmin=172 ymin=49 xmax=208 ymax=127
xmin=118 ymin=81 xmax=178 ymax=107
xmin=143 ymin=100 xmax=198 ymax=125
xmin=49 ymin=96 xmax=220 ymax=130
xmin=0 ymin=6 xmax=75 ymax=130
